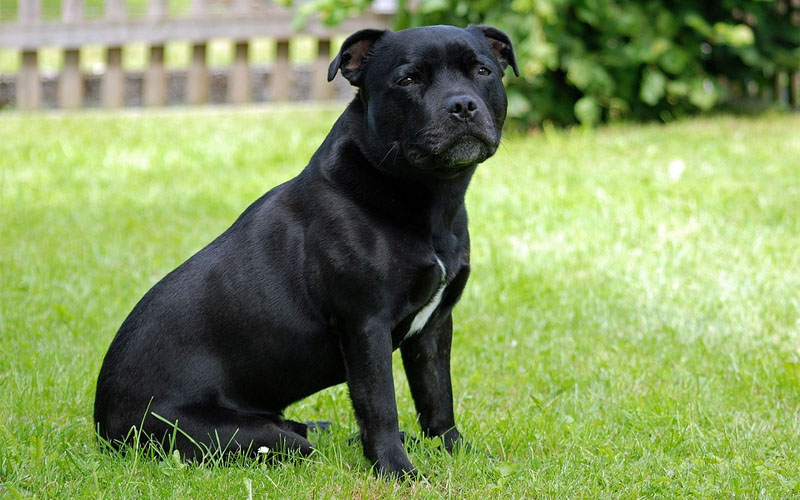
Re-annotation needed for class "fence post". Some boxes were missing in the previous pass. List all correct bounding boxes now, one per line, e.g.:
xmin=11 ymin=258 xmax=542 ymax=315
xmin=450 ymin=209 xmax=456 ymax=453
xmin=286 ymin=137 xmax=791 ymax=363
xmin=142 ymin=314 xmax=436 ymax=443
xmin=188 ymin=43 xmax=209 ymax=104
xmin=103 ymin=0 xmax=127 ymax=107
xmin=60 ymin=50 xmax=83 ymax=109
xmin=62 ymin=0 xmax=85 ymax=20
xmin=311 ymin=39 xmax=333 ymax=101
xmin=145 ymin=46 xmax=167 ymax=106
xmin=103 ymin=48 xmax=125 ymax=107
xmin=273 ymin=40 xmax=291 ymax=101
xmin=229 ymin=41 xmax=251 ymax=104
xmin=18 ymin=1 xmax=41 ymax=23
xmin=187 ymin=0 xmax=210 ymax=105
xmin=229 ymin=0 xmax=252 ymax=104
xmin=17 ymin=0 xmax=42 ymax=110
xmin=59 ymin=0 xmax=85 ymax=109
xmin=145 ymin=0 xmax=168 ymax=106
xmin=148 ymin=0 xmax=167 ymax=18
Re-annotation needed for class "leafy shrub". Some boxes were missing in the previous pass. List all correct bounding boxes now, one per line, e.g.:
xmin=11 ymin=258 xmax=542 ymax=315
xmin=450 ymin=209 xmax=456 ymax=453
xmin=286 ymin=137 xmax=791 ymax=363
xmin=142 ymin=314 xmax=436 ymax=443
xmin=304 ymin=0 xmax=800 ymax=127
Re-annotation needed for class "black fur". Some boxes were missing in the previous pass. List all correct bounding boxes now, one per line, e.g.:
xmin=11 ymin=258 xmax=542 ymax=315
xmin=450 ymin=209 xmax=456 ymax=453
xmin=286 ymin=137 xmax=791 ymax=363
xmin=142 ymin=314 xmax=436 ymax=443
xmin=94 ymin=24 xmax=517 ymax=479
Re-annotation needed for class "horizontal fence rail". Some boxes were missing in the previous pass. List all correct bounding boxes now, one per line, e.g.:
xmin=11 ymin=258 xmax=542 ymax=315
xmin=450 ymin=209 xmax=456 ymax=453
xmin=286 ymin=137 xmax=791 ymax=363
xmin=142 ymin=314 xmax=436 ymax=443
xmin=0 ymin=0 xmax=393 ymax=110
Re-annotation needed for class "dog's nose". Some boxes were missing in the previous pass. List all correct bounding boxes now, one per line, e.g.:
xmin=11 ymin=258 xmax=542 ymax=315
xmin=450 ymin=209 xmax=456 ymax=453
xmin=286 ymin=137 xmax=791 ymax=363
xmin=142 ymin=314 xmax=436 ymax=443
xmin=446 ymin=95 xmax=479 ymax=121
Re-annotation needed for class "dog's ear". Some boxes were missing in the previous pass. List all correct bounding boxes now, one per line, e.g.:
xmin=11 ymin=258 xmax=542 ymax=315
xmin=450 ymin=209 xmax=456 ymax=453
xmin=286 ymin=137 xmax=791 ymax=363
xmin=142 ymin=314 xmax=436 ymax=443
xmin=468 ymin=25 xmax=519 ymax=77
xmin=328 ymin=29 xmax=387 ymax=84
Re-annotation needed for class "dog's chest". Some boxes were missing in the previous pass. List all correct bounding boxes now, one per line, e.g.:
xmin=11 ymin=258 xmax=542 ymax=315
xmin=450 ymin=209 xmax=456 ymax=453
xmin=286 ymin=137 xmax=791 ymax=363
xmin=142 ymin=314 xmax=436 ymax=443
xmin=403 ymin=257 xmax=447 ymax=340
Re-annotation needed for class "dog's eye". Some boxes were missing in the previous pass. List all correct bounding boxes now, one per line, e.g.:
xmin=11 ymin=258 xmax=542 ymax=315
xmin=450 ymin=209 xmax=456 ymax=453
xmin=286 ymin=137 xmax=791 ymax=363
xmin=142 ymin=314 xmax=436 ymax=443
xmin=397 ymin=76 xmax=416 ymax=87
xmin=477 ymin=66 xmax=492 ymax=76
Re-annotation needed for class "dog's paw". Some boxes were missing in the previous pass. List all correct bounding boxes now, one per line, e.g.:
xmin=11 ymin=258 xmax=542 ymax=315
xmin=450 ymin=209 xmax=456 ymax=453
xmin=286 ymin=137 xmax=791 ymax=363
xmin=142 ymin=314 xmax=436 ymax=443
xmin=434 ymin=428 xmax=464 ymax=453
xmin=375 ymin=458 xmax=419 ymax=482
xmin=370 ymin=442 xmax=419 ymax=481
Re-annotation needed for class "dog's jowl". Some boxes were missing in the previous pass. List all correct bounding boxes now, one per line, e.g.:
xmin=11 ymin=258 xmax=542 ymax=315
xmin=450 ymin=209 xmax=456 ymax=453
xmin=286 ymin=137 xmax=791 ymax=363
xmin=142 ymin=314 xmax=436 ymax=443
xmin=94 ymin=25 xmax=517 ymax=478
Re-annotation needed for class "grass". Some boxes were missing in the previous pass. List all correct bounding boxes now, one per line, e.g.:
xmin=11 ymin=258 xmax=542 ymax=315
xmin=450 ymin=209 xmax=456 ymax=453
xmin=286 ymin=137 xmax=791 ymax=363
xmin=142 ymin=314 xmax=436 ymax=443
xmin=1 ymin=107 xmax=799 ymax=498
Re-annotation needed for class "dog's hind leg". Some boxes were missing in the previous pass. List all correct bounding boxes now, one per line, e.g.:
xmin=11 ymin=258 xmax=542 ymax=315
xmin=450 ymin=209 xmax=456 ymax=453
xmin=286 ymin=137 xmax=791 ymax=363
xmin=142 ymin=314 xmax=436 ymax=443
xmin=146 ymin=406 xmax=314 ymax=462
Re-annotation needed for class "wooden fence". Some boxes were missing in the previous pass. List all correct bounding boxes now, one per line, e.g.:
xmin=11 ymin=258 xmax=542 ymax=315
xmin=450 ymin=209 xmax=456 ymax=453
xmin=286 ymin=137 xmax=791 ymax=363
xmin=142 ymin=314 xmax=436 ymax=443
xmin=0 ymin=0 xmax=393 ymax=110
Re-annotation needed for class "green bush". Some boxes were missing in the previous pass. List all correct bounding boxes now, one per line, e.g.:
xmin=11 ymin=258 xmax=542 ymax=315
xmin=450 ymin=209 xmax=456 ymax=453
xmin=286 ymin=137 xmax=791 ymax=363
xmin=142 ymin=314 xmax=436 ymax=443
xmin=306 ymin=0 xmax=800 ymax=127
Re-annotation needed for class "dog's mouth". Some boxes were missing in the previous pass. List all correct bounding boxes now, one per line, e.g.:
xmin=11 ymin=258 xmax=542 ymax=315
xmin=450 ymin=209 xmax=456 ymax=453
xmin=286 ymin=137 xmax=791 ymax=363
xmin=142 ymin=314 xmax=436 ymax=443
xmin=440 ymin=136 xmax=493 ymax=167
xmin=405 ymin=133 xmax=497 ymax=176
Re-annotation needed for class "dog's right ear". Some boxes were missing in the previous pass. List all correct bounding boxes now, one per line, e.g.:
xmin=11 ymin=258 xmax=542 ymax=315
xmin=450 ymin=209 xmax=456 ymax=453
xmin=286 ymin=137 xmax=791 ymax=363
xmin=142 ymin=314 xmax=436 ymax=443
xmin=327 ymin=29 xmax=386 ymax=85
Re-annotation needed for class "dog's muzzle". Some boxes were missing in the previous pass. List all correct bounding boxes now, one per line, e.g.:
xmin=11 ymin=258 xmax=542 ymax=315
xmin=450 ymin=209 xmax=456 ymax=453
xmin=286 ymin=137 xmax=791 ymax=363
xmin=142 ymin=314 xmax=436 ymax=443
xmin=405 ymin=129 xmax=498 ymax=177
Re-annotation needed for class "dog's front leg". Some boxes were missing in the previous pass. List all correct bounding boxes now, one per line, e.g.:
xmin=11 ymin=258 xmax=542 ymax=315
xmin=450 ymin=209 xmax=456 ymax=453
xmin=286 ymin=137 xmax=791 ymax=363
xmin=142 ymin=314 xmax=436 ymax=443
xmin=400 ymin=315 xmax=466 ymax=452
xmin=340 ymin=319 xmax=416 ymax=479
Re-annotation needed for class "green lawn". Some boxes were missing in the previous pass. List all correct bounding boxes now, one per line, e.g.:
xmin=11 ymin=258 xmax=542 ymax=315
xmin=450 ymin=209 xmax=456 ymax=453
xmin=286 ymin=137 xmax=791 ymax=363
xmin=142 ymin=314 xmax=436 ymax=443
xmin=1 ymin=108 xmax=799 ymax=498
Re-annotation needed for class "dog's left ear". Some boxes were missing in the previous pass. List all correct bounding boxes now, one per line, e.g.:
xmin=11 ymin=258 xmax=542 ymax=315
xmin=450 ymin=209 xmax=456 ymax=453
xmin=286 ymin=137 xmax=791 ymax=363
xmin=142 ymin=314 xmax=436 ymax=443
xmin=468 ymin=25 xmax=519 ymax=77
xmin=328 ymin=29 xmax=387 ymax=85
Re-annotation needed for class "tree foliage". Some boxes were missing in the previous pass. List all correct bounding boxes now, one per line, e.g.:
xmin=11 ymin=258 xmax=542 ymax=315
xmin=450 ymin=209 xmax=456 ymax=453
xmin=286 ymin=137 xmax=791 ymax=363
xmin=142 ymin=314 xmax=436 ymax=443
xmin=301 ymin=0 xmax=800 ymax=127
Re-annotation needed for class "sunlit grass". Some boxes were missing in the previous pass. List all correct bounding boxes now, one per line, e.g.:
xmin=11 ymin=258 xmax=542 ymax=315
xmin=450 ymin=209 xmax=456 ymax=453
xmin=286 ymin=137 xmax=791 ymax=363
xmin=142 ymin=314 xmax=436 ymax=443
xmin=1 ymin=108 xmax=799 ymax=498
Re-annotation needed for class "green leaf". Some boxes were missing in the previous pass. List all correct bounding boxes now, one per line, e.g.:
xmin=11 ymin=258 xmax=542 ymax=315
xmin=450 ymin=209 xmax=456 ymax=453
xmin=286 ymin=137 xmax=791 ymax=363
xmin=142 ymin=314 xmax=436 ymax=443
xmin=607 ymin=97 xmax=629 ymax=121
xmin=659 ymin=47 xmax=690 ymax=75
xmin=655 ymin=10 xmax=679 ymax=36
xmin=689 ymin=79 xmax=718 ymax=110
xmin=640 ymin=68 xmax=666 ymax=105
xmin=532 ymin=0 xmax=557 ymax=22
xmin=418 ymin=0 xmax=450 ymax=14
xmin=712 ymin=22 xmax=755 ymax=47
xmin=739 ymin=46 xmax=762 ymax=67
xmin=574 ymin=96 xmax=601 ymax=125
xmin=566 ymin=59 xmax=593 ymax=89
xmin=567 ymin=58 xmax=615 ymax=95
xmin=649 ymin=38 xmax=672 ymax=60
xmin=666 ymin=80 xmax=689 ymax=98
xmin=507 ymin=89 xmax=532 ymax=118
xmin=684 ymin=12 xmax=711 ymax=37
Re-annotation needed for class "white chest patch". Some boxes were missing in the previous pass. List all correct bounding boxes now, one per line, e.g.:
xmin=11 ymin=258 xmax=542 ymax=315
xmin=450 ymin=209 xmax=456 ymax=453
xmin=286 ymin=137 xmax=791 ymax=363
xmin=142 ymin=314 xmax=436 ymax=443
xmin=405 ymin=257 xmax=447 ymax=340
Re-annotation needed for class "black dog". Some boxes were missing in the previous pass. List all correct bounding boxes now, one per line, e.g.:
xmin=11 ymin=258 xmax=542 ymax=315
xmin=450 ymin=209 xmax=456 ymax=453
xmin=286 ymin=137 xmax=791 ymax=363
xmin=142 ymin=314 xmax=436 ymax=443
xmin=94 ymin=24 xmax=517 ymax=478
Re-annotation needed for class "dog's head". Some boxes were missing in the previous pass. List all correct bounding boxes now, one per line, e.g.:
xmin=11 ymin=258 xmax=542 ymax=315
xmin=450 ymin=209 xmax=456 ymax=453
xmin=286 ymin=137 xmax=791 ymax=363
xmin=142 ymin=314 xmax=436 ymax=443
xmin=329 ymin=25 xmax=518 ymax=180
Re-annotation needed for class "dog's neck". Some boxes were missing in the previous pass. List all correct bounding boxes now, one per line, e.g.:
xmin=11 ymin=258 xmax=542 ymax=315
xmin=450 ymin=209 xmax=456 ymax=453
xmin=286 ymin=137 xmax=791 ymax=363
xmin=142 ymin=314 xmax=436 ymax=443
xmin=308 ymin=100 xmax=475 ymax=234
